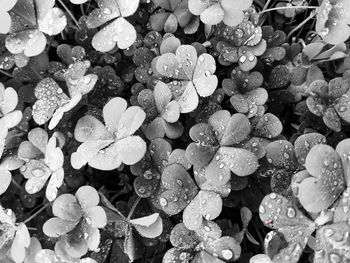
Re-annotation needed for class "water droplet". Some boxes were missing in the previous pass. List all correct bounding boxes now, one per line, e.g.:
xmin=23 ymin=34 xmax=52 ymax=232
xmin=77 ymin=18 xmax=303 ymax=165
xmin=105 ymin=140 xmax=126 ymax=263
xmin=324 ymin=228 xmax=334 ymax=237
xmin=239 ymin=55 xmax=247 ymax=63
xmin=32 ymin=168 xmax=45 ymax=177
xmin=222 ymin=249 xmax=233 ymax=260
xmin=287 ymin=207 xmax=296 ymax=218
xmin=329 ymin=253 xmax=341 ymax=263
xmin=259 ymin=205 xmax=266 ymax=214
xmin=159 ymin=197 xmax=168 ymax=207
xmin=138 ymin=186 xmax=145 ymax=194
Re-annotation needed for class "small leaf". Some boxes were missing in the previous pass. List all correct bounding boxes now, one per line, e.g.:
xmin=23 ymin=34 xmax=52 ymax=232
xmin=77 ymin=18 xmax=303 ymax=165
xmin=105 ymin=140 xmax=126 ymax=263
xmin=70 ymin=139 xmax=114 ymax=169
xmin=131 ymin=213 xmax=163 ymax=238
xmin=43 ymin=217 xmax=77 ymax=237
xmin=193 ymin=53 xmax=218 ymax=97
xmin=217 ymin=147 xmax=258 ymax=176
xmin=254 ymin=113 xmax=283 ymax=139
xmin=103 ymin=97 xmax=127 ymax=133
xmin=200 ymin=3 xmax=224 ymax=25
xmin=0 ymin=169 xmax=11 ymax=195
xmin=74 ymin=115 xmax=113 ymax=142
xmin=116 ymin=106 xmax=146 ymax=139
xmin=52 ymin=193 xmax=82 ymax=221
xmin=76 ymin=185 xmax=100 ymax=210
xmin=116 ymin=136 xmax=146 ymax=165
xmin=220 ymin=113 xmax=251 ymax=146
xmin=265 ymin=140 xmax=298 ymax=171
xmin=294 ymin=133 xmax=326 ymax=165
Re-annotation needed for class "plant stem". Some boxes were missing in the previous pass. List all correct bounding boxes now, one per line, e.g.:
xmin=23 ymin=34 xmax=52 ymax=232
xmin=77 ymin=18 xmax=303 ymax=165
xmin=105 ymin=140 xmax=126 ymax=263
xmin=57 ymin=0 xmax=81 ymax=29
xmin=261 ymin=0 xmax=273 ymax=12
xmin=0 ymin=69 xmax=13 ymax=78
xmin=127 ymin=197 xmax=141 ymax=220
xmin=80 ymin=4 xmax=85 ymax=16
xmin=259 ymin=5 xmax=318 ymax=15
xmin=287 ymin=10 xmax=317 ymax=40
xmin=23 ymin=202 xmax=51 ymax=224
xmin=11 ymin=179 xmax=24 ymax=191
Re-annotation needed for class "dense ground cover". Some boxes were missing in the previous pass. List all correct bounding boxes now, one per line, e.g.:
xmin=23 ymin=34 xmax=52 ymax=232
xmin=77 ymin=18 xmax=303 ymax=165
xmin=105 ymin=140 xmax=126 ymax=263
xmin=1 ymin=0 xmax=350 ymax=262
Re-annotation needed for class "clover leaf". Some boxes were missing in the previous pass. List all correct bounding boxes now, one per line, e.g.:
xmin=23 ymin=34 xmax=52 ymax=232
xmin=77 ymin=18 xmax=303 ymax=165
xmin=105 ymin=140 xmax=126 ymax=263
xmin=0 ymin=0 xmax=17 ymax=34
xmin=316 ymin=0 xmax=350 ymax=45
xmin=0 ymin=206 xmax=31 ymax=263
xmin=18 ymin=128 xmax=65 ymax=201
xmin=150 ymin=0 xmax=198 ymax=34
xmin=32 ymin=61 xmax=97 ymax=129
xmin=86 ymin=0 xmax=140 ymax=51
xmin=71 ymin=97 xmax=146 ymax=170
xmin=186 ymin=110 xmax=259 ymax=188
xmin=43 ymin=186 xmax=107 ymax=258
xmin=164 ymin=221 xmax=241 ymax=262
xmin=138 ymin=81 xmax=184 ymax=140
xmin=5 ymin=0 xmax=67 ymax=57
xmin=154 ymin=44 xmax=218 ymax=113
xmin=189 ymin=0 xmax=252 ymax=27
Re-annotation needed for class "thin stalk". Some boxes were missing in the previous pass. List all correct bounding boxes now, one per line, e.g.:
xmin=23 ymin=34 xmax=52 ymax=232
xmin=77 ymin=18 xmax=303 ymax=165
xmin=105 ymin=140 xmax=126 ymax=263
xmin=0 ymin=69 xmax=13 ymax=78
xmin=80 ymin=4 xmax=85 ymax=16
xmin=57 ymin=0 xmax=81 ymax=29
xmin=11 ymin=178 xmax=24 ymax=191
xmin=259 ymin=5 xmax=318 ymax=15
xmin=261 ymin=0 xmax=273 ymax=12
xmin=23 ymin=202 xmax=50 ymax=224
xmin=127 ymin=197 xmax=141 ymax=220
xmin=287 ymin=10 xmax=317 ymax=40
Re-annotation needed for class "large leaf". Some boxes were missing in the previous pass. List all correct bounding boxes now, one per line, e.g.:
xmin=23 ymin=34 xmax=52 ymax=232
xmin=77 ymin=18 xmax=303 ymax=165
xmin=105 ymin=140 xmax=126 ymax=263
xmin=92 ymin=17 xmax=136 ymax=51
xmin=295 ymin=144 xmax=346 ymax=213
xmin=259 ymin=193 xmax=315 ymax=263
xmin=183 ymin=190 xmax=222 ymax=230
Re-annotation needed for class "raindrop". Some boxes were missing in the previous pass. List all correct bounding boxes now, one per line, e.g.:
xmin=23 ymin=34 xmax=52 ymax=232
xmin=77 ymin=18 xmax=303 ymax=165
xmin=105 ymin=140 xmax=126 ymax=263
xmin=286 ymin=207 xmax=296 ymax=218
xmin=259 ymin=205 xmax=266 ymax=214
xmin=159 ymin=197 xmax=168 ymax=207
xmin=138 ymin=186 xmax=145 ymax=194
xmin=324 ymin=228 xmax=334 ymax=237
xmin=222 ymin=249 xmax=233 ymax=260
xmin=239 ymin=56 xmax=247 ymax=63
xmin=329 ymin=253 xmax=341 ymax=263
xmin=32 ymin=168 xmax=45 ymax=177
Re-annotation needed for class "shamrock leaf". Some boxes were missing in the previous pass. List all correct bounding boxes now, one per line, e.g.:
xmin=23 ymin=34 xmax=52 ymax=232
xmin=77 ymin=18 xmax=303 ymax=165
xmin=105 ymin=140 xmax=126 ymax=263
xmin=259 ymin=193 xmax=316 ymax=263
xmin=293 ymin=144 xmax=345 ymax=213
xmin=86 ymin=0 xmax=139 ymax=51
xmin=5 ymin=0 xmax=66 ymax=57
xmin=71 ymin=97 xmax=146 ymax=170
